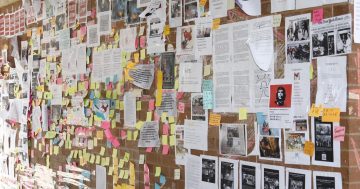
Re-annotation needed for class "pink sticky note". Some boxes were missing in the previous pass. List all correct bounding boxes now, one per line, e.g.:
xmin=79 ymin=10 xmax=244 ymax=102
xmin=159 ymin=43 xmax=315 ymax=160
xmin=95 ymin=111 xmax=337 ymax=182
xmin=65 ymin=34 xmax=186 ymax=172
xmin=162 ymin=145 xmax=169 ymax=155
xmin=101 ymin=121 xmax=110 ymax=130
xmin=104 ymin=129 xmax=113 ymax=139
xmin=120 ymin=130 xmax=127 ymax=139
xmin=84 ymin=80 xmax=89 ymax=89
xmin=106 ymin=83 xmax=112 ymax=90
xmin=154 ymin=112 xmax=160 ymax=121
xmin=80 ymin=26 xmax=87 ymax=35
xmin=148 ymin=99 xmax=155 ymax=111
xmin=313 ymin=8 xmax=323 ymax=24
xmin=91 ymin=8 xmax=96 ymax=19
xmin=176 ymin=92 xmax=184 ymax=100
xmin=178 ymin=102 xmax=185 ymax=113
xmin=112 ymin=138 xmax=120 ymax=148
xmin=334 ymin=126 xmax=345 ymax=141
xmin=146 ymin=147 xmax=153 ymax=152
xmin=56 ymin=78 xmax=63 ymax=84
xmin=140 ymin=36 xmax=147 ymax=48
xmin=46 ymin=144 xmax=49 ymax=153
xmin=162 ymin=124 xmax=169 ymax=135
xmin=135 ymin=36 xmax=139 ymax=49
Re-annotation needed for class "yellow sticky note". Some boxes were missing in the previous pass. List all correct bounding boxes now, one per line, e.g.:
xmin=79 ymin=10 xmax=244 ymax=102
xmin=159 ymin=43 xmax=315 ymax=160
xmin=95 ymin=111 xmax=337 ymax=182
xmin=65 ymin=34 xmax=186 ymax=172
xmin=199 ymin=0 xmax=207 ymax=6
xmin=163 ymin=25 xmax=170 ymax=36
xmin=127 ymin=130 xmax=133 ymax=141
xmin=162 ymin=135 xmax=168 ymax=145
xmin=204 ymin=64 xmax=211 ymax=76
xmin=96 ymin=155 xmax=101 ymax=164
xmin=100 ymin=147 xmax=105 ymax=156
xmin=54 ymin=146 xmax=59 ymax=155
xmin=119 ymin=101 xmax=124 ymax=110
xmin=322 ymin=108 xmax=340 ymax=122
xmin=133 ymin=130 xmax=139 ymax=140
xmin=212 ymin=18 xmax=221 ymax=30
xmin=273 ymin=14 xmax=282 ymax=27
xmin=134 ymin=53 xmax=140 ymax=63
xmin=146 ymin=112 xmax=152 ymax=121
xmin=310 ymin=64 xmax=314 ymax=80
xmin=140 ymin=49 xmax=146 ymax=60
xmin=169 ymin=135 xmax=176 ymax=146
xmin=112 ymin=149 xmax=118 ymax=158
xmin=135 ymin=121 xmax=144 ymax=130
xmin=124 ymin=152 xmax=130 ymax=162
xmin=170 ymin=124 xmax=176 ymax=135
xmin=119 ymin=170 xmax=125 ymax=179
xmin=90 ymin=154 xmax=95 ymax=164
xmin=97 ymin=131 xmax=104 ymax=140
xmin=155 ymin=167 xmax=161 ymax=177
xmin=239 ymin=108 xmax=248 ymax=120
xmin=209 ymin=113 xmax=221 ymax=126
xmin=304 ymin=141 xmax=315 ymax=156
xmin=161 ymin=112 xmax=168 ymax=122
xmin=156 ymin=71 xmax=163 ymax=107
xmin=308 ymin=104 xmax=323 ymax=117
xmin=137 ymin=101 xmax=142 ymax=111
xmin=168 ymin=116 xmax=175 ymax=124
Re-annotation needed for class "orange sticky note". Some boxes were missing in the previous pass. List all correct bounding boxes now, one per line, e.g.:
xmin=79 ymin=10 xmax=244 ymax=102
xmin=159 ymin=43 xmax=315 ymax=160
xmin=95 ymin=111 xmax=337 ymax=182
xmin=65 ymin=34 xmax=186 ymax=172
xmin=212 ymin=18 xmax=221 ymax=30
xmin=199 ymin=0 xmax=207 ymax=6
xmin=209 ymin=113 xmax=221 ymax=126
xmin=322 ymin=108 xmax=340 ymax=122
xmin=304 ymin=141 xmax=314 ymax=156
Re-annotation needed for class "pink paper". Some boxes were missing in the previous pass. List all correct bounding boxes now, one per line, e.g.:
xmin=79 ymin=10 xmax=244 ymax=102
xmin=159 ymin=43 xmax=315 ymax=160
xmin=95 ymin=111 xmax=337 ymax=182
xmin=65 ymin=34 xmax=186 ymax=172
xmin=91 ymin=8 xmax=96 ymax=19
xmin=178 ymin=102 xmax=185 ymax=113
xmin=312 ymin=8 xmax=323 ymax=24
xmin=135 ymin=36 xmax=139 ymax=49
xmin=80 ymin=26 xmax=87 ymax=35
xmin=140 ymin=36 xmax=147 ymax=48
xmin=154 ymin=112 xmax=160 ymax=121
xmin=148 ymin=99 xmax=155 ymax=111
xmin=334 ymin=126 xmax=345 ymax=141
xmin=56 ymin=78 xmax=63 ymax=84
xmin=112 ymin=138 xmax=120 ymax=148
xmin=120 ymin=130 xmax=127 ymax=139
xmin=146 ymin=147 xmax=153 ymax=152
xmin=101 ymin=121 xmax=110 ymax=129
xmin=104 ymin=129 xmax=113 ymax=139
xmin=162 ymin=124 xmax=169 ymax=135
xmin=162 ymin=145 xmax=169 ymax=155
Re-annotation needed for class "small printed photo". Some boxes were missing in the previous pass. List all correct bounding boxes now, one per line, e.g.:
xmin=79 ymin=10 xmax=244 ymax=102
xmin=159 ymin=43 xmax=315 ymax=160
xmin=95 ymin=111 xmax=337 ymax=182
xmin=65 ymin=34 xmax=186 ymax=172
xmin=263 ymin=168 xmax=280 ymax=189
xmin=55 ymin=13 xmax=66 ymax=31
xmin=171 ymin=0 xmax=181 ymax=18
xmin=295 ymin=119 xmax=308 ymax=131
xmin=196 ymin=25 xmax=211 ymax=38
xmin=336 ymin=28 xmax=351 ymax=54
xmin=97 ymin=0 xmax=111 ymax=12
xmin=184 ymin=1 xmax=198 ymax=21
xmin=269 ymin=84 xmax=292 ymax=108
xmin=287 ymin=19 xmax=310 ymax=41
xmin=287 ymin=42 xmax=310 ymax=63
xmin=241 ymin=165 xmax=256 ymax=189
xmin=259 ymin=119 xmax=280 ymax=137
xmin=93 ymin=99 xmax=110 ymax=121
xmin=285 ymin=133 xmax=305 ymax=152
xmin=191 ymin=93 xmax=207 ymax=121
xmin=181 ymin=27 xmax=194 ymax=51
xmin=288 ymin=172 xmax=306 ymax=189
xmin=259 ymin=136 xmax=281 ymax=159
xmin=220 ymin=162 xmax=235 ymax=189
xmin=127 ymin=0 xmax=143 ymax=24
xmin=312 ymin=31 xmax=335 ymax=57
xmin=202 ymin=158 xmax=216 ymax=183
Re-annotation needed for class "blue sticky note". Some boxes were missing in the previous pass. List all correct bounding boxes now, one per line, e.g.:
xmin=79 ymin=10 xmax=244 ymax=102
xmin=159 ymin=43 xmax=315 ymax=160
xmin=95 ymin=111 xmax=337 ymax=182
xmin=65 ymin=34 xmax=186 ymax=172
xmin=160 ymin=175 xmax=166 ymax=185
xmin=113 ymin=75 xmax=119 ymax=83
xmin=86 ymin=48 xmax=91 ymax=56
xmin=155 ymin=183 xmax=161 ymax=189
xmin=203 ymin=91 xmax=213 ymax=109
xmin=106 ymin=140 xmax=112 ymax=148
xmin=256 ymin=112 xmax=265 ymax=125
xmin=89 ymin=91 xmax=95 ymax=99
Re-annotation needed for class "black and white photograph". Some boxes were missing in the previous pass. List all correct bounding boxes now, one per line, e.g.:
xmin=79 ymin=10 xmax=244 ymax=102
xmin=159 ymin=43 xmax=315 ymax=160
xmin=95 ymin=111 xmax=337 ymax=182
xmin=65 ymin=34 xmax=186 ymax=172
xmin=286 ymin=19 xmax=310 ymax=41
xmin=263 ymin=168 xmax=280 ymax=189
xmin=160 ymin=52 xmax=175 ymax=89
xmin=191 ymin=93 xmax=208 ymax=121
xmin=55 ymin=13 xmax=66 ymax=31
xmin=336 ymin=28 xmax=351 ymax=54
xmin=286 ymin=42 xmax=311 ymax=63
xmin=288 ymin=172 xmax=305 ymax=189
xmin=111 ymin=0 xmax=127 ymax=21
xmin=197 ymin=25 xmax=211 ymax=38
xmin=314 ymin=117 xmax=334 ymax=163
xmin=220 ymin=161 xmax=236 ymax=189
xmin=315 ymin=176 xmax=335 ymax=189
xmin=97 ymin=0 xmax=111 ymax=13
xmin=220 ymin=124 xmax=246 ymax=156
xmin=184 ymin=0 xmax=198 ymax=21
xmin=312 ymin=31 xmax=335 ymax=57
xmin=201 ymin=155 xmax=218 ymax=188
xmin=241 ymin=165 xmax=256 ymax=189
xmin=171 ymin=0 xmax=181 ymax=19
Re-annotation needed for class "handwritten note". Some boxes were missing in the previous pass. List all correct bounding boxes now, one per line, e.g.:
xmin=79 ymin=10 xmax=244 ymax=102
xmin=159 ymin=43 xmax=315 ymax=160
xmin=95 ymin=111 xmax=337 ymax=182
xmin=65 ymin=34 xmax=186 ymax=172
xmin=322 ymin=108 xmax=340 ymax=122
xmin=209 ymin=113 xmax=221 ymax=126
xmin=312 ymin=8 xmax=324 ymax=24
xmin=308 ymin=104 xmax=323 ymax=117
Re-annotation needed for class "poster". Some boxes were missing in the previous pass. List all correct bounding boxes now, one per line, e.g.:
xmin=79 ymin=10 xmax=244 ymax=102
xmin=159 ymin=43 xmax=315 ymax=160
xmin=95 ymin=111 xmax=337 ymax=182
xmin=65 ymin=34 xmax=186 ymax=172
xmin=258 ymin=113 xmax=282 ymax=161
xmin=184 ymin=0 xmax=199 ymax=22
xmin=284 ymin=130 xmax=310 ymax=165
xmin=127 ymin=0 xmax=143 ymax=25
xmin=219 ymin=124 xmax=247 ymax=156
xmin=178 ymin=60 xmax=202 ymax=92
xmin=112 ymin=0 xmax=127 ymax=21
xmin=313 ymin=171 xmax=342 ymax=189
xmin=175 ymin=125 xmax=188 ymax=165
xmin=169 ymin=0 xmax=182 ymax=28
xmin=285 ymin=13 xmax=311 ymax=64
xmin=97 ymin=0 xmax=111 ymax=13
xmin=195 ymin=18 xmax=212 ymax=56
xmin=184 ymin=119 xmax=208 ymax=151
xmin=138 ymin=121 xmax=160 ymax=147
xmin=160 ymin=52 xmax=175 ymax=89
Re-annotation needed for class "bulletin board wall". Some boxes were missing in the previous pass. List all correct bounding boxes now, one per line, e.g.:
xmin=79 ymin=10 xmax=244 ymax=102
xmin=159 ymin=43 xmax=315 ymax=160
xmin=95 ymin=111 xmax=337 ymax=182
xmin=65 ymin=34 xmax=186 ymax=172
xmin=0 ymin=0 xmax=359 ymax=189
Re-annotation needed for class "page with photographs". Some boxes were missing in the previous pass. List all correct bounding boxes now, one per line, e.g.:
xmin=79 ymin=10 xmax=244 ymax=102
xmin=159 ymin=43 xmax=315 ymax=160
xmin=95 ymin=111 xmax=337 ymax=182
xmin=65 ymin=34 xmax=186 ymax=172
xmin=239 ymin=161 xmax=261 ymax=189
xmin=219 ymin=158 xmax=239 ymax=189
xmin=137 ymin=0 xmax=151 ymax=8
xmin=286 ymin=168 xmax=311 ymax=189
xmin=285 ymin=14 xmax=311 ymax=64
xmin=184 ymin=0 xmax=199 ymax=22
xmin=316 ymin=56 xmax=347 ymax=112
xmin=86 ymin=24 xmax=100 ymax=47
xmin=313 ymin=171 xmax=342 ymax=189
xmin=284 ymin=63 xmax=310 ymax=129
xmin=175 ymin=125 xmax=189 ymax=165
xmin=176 ymin=25 xmax=195 ymax=55
xmin=311 ymin=117 xmax=341 ymax=167
xmin=191 ymin=93 xmax=208 ymax=121
xmin=200 ymin=155 xmax=218 ymax=189
xmin=185 ymin=154 xmax=201 ymax=189
xmin=147 ymin=16 xmax=165 ymax=54
xmin=98 ymin=11 xmax=111 ymax=35
xmin=312 ymin=14 xmax=351 ymax=58
xmin=195 ymin=17 xmax=212 ymax=56
xmin=111 ymin=0 xmax=127 ymax=21
xmin=261 ymin=164 xmax=285 ymax=189
xmin=257 ymin=112 xmax=283 ymax=161
xmin=219 ymin=124 xmax=247 ymax=156
xmin=268 ymin=79 xmax=293 ymax=129
xmin=97 ymin=0 xmax=111 ymax=13
xmin=169 ymin=0 xmax=182 ymax=28
xmin=284 ymin=130 xmax=310 ymax=165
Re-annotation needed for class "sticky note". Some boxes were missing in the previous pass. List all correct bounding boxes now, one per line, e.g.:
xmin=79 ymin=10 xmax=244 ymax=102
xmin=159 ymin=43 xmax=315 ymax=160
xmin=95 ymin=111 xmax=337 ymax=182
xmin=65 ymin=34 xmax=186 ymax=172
xmin=334 ymin=126 xmax=345 ymax=141
xmin=162 ymin=145 xmax=169 ymax=155
xmin=133 ymin=130 xmax=139 ymax=140
xmin=100 ymin=147 xmax=105 ymax=156
xmin=146 ymin=147 xmax=152 ymax=152
xmin=148 ymin=99 xmax=155 ymax=111
xmin=178 ymin=102 xmax=185 ymax=113
xmin=169 ymin=135 xmax=176 ymax=146
xmin=137 ymin=101 xmax=142 ymax=111
xmin=134 ymin=53 xmax=140 ymax=63
xmin=322 ymin=108 xmax=340 ymax=122
xmin=304 ymin=141 xmax=314 ymax=156
xmin=310 ymin=64 xmax=314 ymax=80
xmin=312 ymin=8 xmax=323 ymax=24
xmin=308 ymin=104 xmax=323 ymax=117
xmin=135 ymin=121 xmax=144 ymax=130
xmin=127 ymin=130 xmax=133 ymax=141
xmin=204 ymin=64 xmax=211 ymax=76
xmin=156 ymin=71 xmax=163 ymax=107
xmin=199 ymin=0 xmax=207 ymax=6
xmin=160 ymin=175 xmax=166 ymax=185
xmin=161 ymin=112 xmax=168 ymax=122
xmin=146 ymin=112 xmax=152 ymax=121
xmin=273 ymin=14 xmax=282 ymax=27
xmin=209 ymin=113 xmax=221 ymax=126
xmin=163 ymin=25 xmax=170 ymax=36
xmin=140 ymin=49 xmax=146 ymax=60
xmin=162 ymin=124 xmax=169 ymax=135
xmin=162 ymin=135 xmax=168 ymax=145
xmin=239 ymin=108 xmax=248 ymax=120
xmin=139 ymin=154 xmax=145 ymax=164
xmin=155 ymin=183 xmax=160 ymax=189
xmin=124 ymin=152 xmax=130 ymax=162
xmin=212 ymin=18 xmax=221 ymax=30
xmin=174 ymin=169 xmax=181 ymax=180
xmin=168 ymin=116 xmax=175 ymax=124
xmin=155 ymin=167 xmax=161 ymax=177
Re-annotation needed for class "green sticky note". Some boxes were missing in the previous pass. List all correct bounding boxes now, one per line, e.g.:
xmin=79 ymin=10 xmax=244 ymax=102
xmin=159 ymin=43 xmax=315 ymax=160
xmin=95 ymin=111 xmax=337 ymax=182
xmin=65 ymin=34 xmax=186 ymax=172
xmin=155 ymin=167 xmax=161 ymax=177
